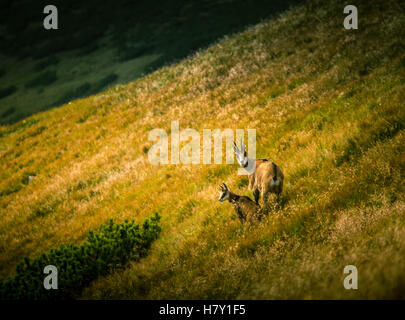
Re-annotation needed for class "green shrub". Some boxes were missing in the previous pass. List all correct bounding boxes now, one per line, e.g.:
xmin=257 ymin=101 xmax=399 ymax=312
xmin=0 ymin=213 xmax=161 ymax=300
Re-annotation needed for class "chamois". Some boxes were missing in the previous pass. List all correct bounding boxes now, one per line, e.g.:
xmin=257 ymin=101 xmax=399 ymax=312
xmin=218 ymin=183 xmax=262 ymax=224
xmin=233 ymin=138 xmax=284 ymax=207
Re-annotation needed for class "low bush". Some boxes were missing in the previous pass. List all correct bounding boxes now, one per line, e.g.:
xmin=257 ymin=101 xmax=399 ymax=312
xmin=0 ymin=213 xmax=161 ymax=300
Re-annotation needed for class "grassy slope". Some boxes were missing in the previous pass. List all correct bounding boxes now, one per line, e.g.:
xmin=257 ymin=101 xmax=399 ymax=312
xmin=0 ymin=0 xmax=404 ymax=299
xmin=0 ymin=0 xmax=301 ymax=124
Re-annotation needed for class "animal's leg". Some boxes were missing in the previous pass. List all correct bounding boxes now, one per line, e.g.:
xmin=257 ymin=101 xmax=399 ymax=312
xmin=275 ymin=181 xmax=283 ymax=208
xmin=275 ymin=181 xmax=283 ymax=209
xmin=262 ymin=191 xmax=271 ymax=213
xmin=256 ymin=208 xmax=263 ymax=221
xmin=253 ymin=189 xmax=260 ymax=205
xmin=235 ymin=206 xmax=246 ymax=224
xmin=274 ymin=192 xmax=281 ymax=210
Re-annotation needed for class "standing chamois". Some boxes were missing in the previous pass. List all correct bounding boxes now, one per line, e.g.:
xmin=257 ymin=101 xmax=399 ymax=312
xmin=218 ymin=183 xmax=262 ymax=224
xmin=233 ymin=138 xmax=284 ymax=208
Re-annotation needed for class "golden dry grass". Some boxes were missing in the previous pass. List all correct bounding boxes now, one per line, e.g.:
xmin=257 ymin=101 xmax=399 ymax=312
xmin=0 ymin=0 xmax=404 ymax=299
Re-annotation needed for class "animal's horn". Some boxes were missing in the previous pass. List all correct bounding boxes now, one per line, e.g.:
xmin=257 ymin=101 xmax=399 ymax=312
xmin=240 ymin=137 xmax=245 ymax=152
xmin=233 ymin=141 xmax=238 ymax=152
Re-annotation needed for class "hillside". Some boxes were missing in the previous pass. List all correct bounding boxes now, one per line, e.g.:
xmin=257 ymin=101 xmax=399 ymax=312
xmin=0 ymin=0 xmax=404 ymax=299
xmin=0 ymin=0 xmax=301 ymax=125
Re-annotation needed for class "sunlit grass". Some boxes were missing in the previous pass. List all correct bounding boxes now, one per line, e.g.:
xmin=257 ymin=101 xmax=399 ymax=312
xmin=0 ymin=0 xmax=404 ymax=299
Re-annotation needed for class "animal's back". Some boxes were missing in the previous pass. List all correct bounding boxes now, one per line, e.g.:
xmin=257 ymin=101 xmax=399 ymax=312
xmin=249 ymin=161 xmax=284 ymax=192
xmin=238 ymin=196 xmax=261 ymax=222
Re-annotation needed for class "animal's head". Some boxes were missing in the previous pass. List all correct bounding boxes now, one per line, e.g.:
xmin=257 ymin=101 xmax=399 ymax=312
xmin=233 ymin=137 xmax=248 ymax=168
xmin=218 ymin=183 xmax=231 ymax=202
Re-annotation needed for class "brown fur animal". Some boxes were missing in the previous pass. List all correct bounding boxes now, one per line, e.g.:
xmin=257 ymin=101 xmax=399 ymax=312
xmin=233 ymin=138 xmax=284 ymax=207
xmin=218 ymin=183 xmax=262 ymax=224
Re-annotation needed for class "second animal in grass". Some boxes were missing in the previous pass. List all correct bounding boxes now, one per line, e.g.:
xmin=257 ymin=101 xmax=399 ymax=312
xmin=218 ymin=183 xmax=262 ymax=224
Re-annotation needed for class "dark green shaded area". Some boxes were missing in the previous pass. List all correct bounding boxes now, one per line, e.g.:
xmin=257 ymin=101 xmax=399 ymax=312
xmin=0 ymin=0 xmax=302 ymax=124
xmin=0 ymin=85 xmax=17 ymax=99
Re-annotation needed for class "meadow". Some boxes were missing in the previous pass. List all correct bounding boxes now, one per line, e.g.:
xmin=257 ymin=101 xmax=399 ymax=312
xmin=0 ymin=0 xmax=300 ymax=124
xmin=0 ymin=0 xmax=404 ymax=299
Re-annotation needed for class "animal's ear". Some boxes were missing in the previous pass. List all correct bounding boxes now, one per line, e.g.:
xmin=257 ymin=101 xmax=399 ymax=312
xmin=219 ymin=184 xmax=224 ymax=191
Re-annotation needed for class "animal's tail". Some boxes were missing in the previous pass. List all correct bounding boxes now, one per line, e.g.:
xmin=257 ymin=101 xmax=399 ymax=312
xmin=272 ymin=162 xmax=277 ymax=181
xmin=271 ymin=162 xmax=280 ymax=186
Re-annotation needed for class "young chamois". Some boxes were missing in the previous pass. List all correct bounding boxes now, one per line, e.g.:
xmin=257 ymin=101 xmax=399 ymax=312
xmin=218 ymin=183 xmax=262 ymax=224
xmin=233 ymin=138 xmax=284 ymax=208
